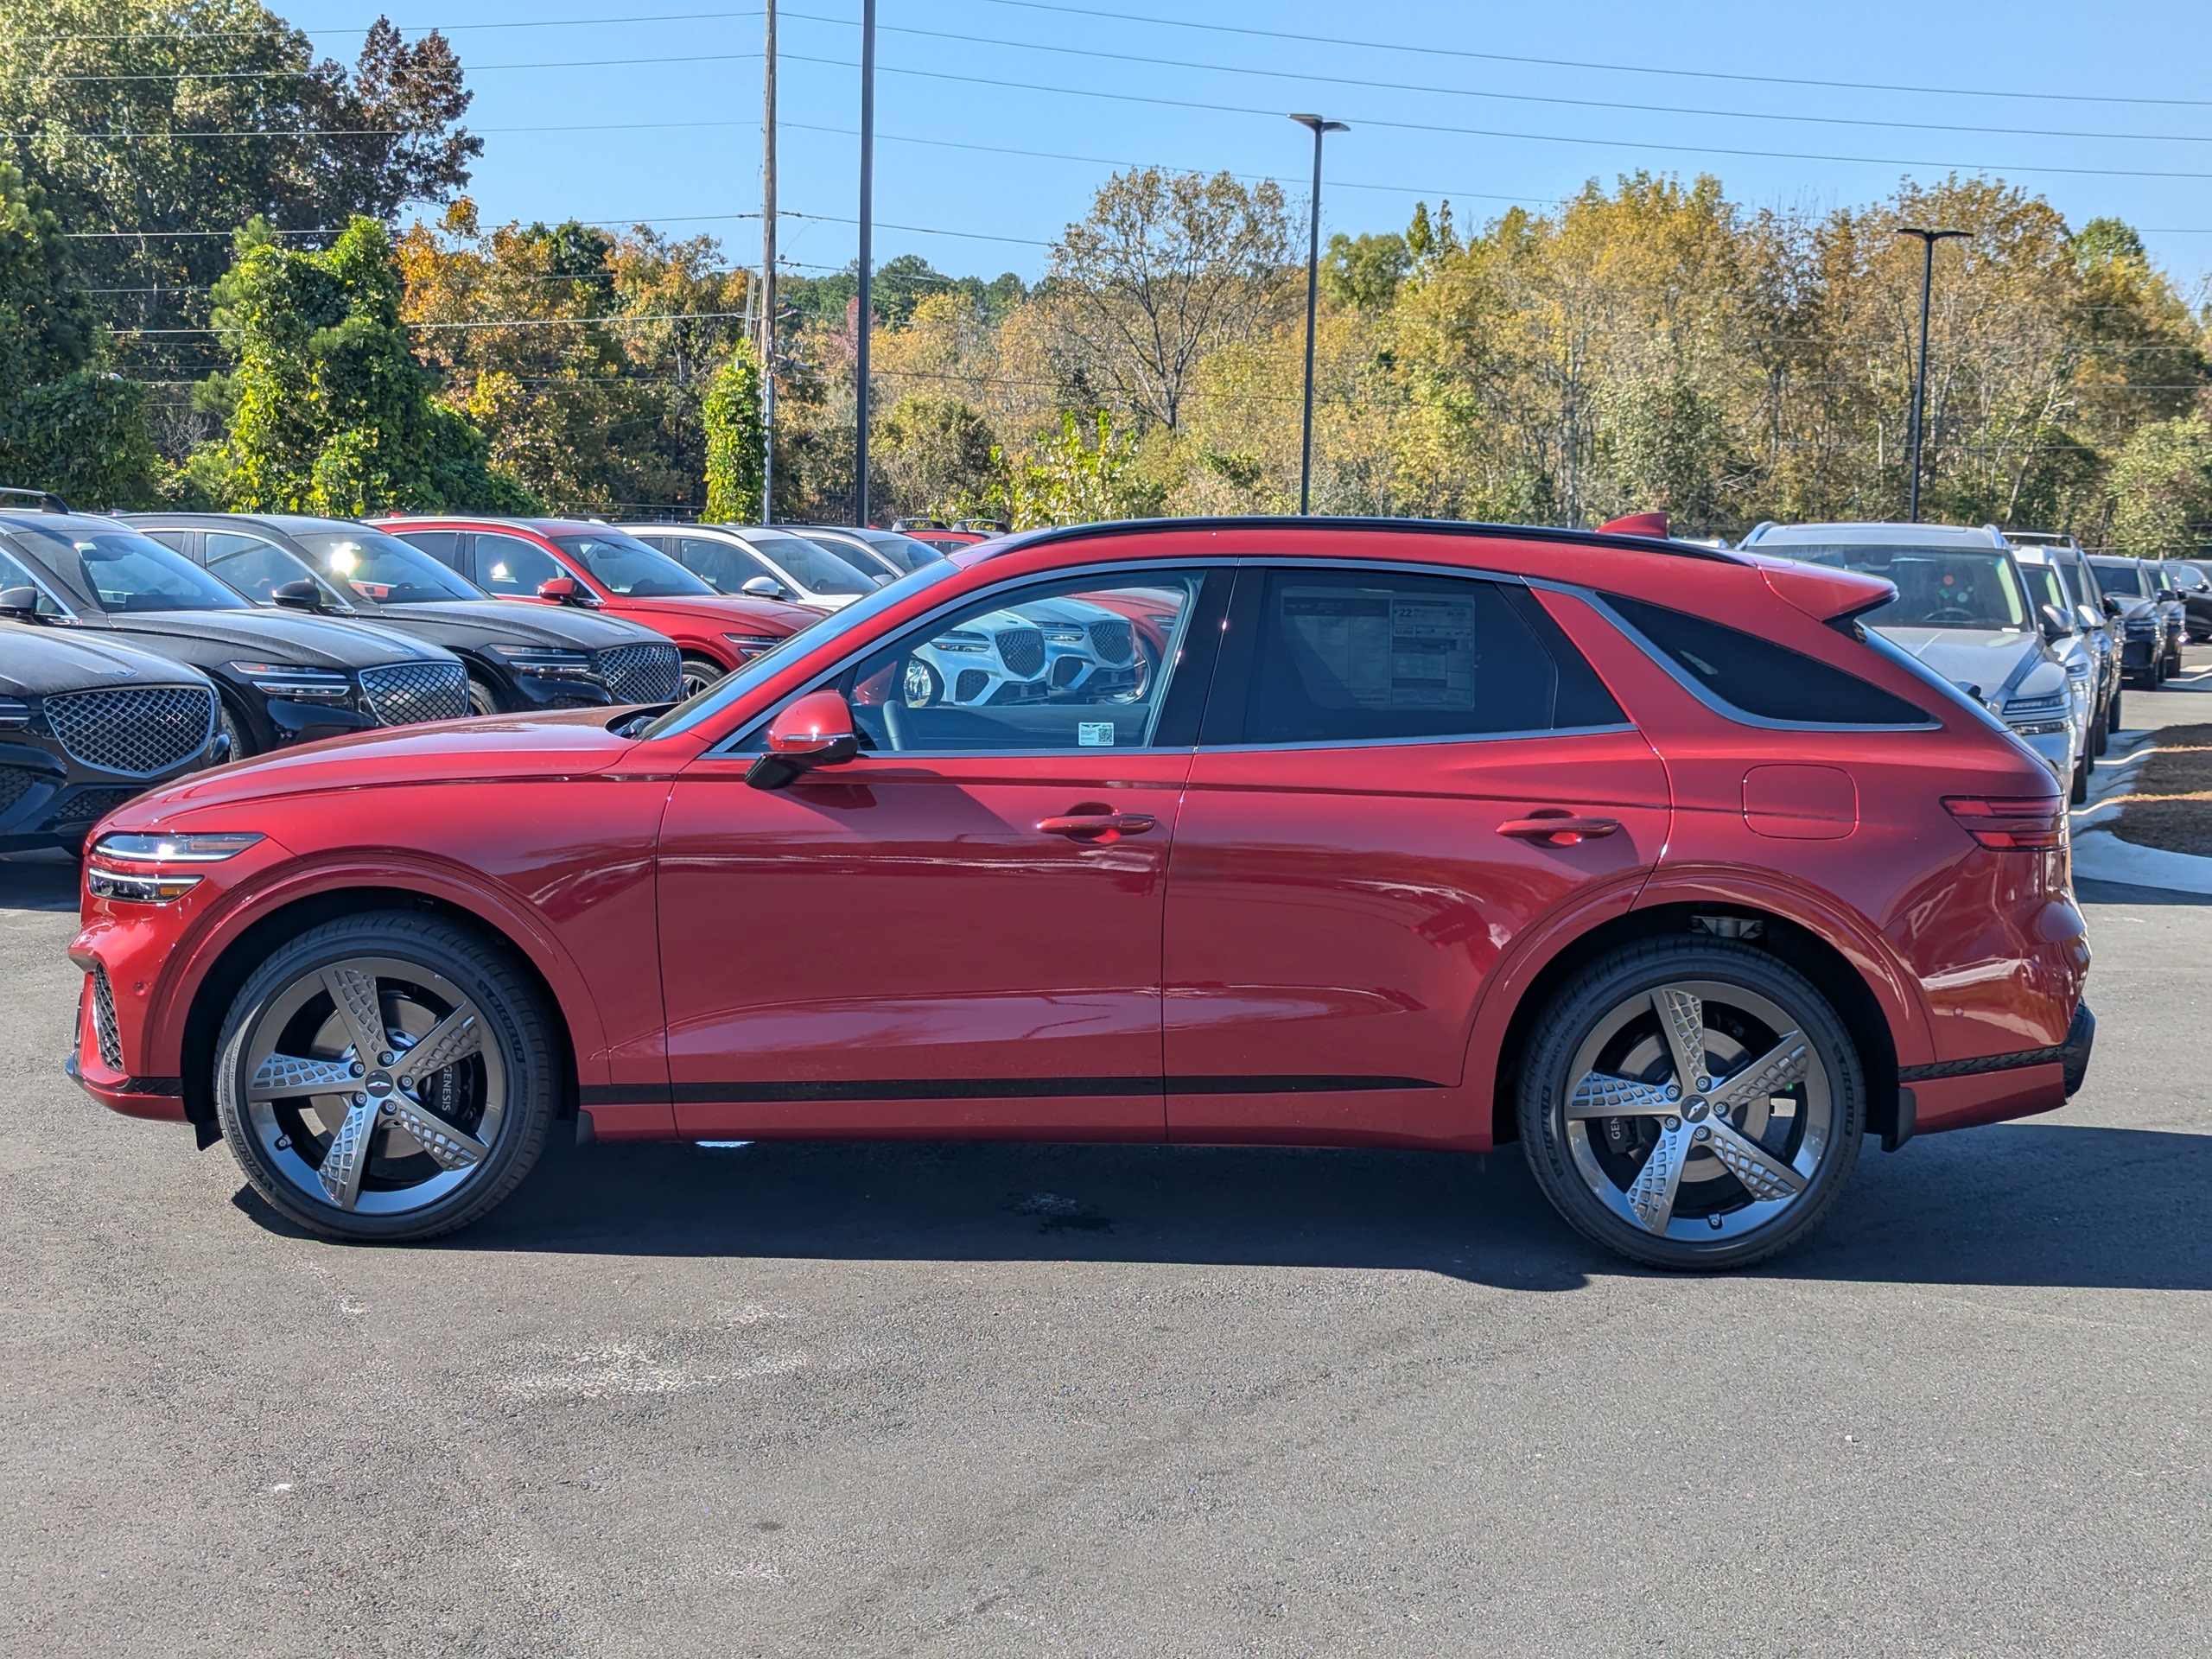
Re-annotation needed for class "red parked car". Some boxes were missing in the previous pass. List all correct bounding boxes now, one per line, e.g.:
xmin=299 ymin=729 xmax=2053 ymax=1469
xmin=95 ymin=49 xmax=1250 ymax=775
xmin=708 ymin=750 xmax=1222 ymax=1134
xmin=376 ymin=518 xmax=825 ymax=697
xmin=67 ymin=518 xmax=2093 ymax=1268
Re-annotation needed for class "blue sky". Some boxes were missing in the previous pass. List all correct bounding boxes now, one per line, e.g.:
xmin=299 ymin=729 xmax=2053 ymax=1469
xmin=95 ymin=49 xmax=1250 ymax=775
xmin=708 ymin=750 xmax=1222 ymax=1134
xmin=286 ymin=0 xmax=2212 ymax=289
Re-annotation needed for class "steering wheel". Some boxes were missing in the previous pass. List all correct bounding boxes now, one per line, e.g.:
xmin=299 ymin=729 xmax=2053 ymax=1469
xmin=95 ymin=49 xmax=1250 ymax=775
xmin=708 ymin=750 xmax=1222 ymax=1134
xmin=1924 ymin=606 xmax=1976 ymax=624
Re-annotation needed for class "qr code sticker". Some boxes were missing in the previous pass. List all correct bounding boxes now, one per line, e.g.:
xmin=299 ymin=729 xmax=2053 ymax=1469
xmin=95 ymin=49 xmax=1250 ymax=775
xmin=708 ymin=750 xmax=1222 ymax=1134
xmin=1077 ymin=722 xmax=1116 ymax=747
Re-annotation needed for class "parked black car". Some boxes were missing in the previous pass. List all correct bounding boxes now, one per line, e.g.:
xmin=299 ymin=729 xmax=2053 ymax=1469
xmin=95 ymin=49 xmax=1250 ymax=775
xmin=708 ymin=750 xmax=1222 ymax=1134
xmin=0 ymin=509 xmax=468 ymax=756
xmin=0 ymin=618 xmax=228 ymax=854
xmin=2155 ymin=560 xmax=2210 ymax=645
xmin=124 ymin=514 xmax=683 ymax=714
xmin=2087 ymin=556 xmax=2177 ymax=688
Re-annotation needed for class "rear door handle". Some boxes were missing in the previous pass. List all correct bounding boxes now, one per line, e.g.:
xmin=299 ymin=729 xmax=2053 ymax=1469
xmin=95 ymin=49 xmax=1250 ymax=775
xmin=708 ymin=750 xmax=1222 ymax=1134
xmin=1037 ymin=811 xmax=1157 ymax=840
xmin=1497 ymin=814 xmax=1622 ymax=846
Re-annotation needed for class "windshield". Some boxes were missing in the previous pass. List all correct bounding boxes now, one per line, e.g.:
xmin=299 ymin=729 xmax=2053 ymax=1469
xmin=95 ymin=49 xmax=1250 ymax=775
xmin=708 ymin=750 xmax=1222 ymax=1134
xmin=8 ymin=521 xmax=251 ymax=613
xmin=290 ymin=526 xmax=483 ymax=604
xmin=550 ymin=531 xmax=716 ymax=597
xmin=2089 ymin=559 xmax=2147 ymax=597
xmin=640 ymin=559 xmax=963 ymax=740
xmin=744 ymin=533 xmax=883 ymax=595
xmin=2172 ymin=563 xmax=2208 ymax=591
xmin=1785 ymin=544 xmax=2029 ymax=630
xmin=858 ymin=530 xmax=949 ymax=573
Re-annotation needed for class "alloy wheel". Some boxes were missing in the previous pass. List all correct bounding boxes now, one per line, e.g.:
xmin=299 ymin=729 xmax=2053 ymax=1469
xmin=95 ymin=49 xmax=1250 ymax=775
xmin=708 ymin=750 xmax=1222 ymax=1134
xmin=1561 ymin=978 xmax=1834 ymax=1244
xmin=238 ymin=955 xmax=507 ymax=1217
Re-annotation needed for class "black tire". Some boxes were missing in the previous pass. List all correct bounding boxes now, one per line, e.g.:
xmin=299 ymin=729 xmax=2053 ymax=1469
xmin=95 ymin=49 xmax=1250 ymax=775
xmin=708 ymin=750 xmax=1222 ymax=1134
xmin=218 ymin=700 xmax=256 ymax=760
xmin=1517 ymin=938 xmax=1865 ymax=1272
xmin=213 ymin=911 xmax=557 ymax=1243
xmin=2069 ymin=751 xmax=2089 ymax=805
xmin=466 ymin=674 xmax=503 ymax=716
xmin=678 ymin=652 xmax=725 ymax=700
xmin=2093 ymin=704 xmax=2110 ymax=756
xmin=2108 ymin=690 xmax=2125 ymax=735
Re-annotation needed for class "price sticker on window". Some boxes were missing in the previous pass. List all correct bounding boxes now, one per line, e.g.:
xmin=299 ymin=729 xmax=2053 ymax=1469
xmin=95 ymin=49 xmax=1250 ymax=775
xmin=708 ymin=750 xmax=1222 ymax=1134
xmin=1077 ymin=722 xmax=1116 ymax=747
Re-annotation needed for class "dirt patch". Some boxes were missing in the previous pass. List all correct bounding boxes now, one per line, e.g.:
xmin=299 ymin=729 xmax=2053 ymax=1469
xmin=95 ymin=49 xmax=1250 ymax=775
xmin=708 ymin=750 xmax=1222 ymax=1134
xmin=2110 ymin=725 xmax=2212 ymax=856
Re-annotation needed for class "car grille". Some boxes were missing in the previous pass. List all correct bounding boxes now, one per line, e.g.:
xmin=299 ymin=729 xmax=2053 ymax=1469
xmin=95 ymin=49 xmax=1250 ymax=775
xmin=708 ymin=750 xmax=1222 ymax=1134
xmin=359 ymin=662 xmax=468 ymax=727
xmin=41 ymin=686 xmax=216 ymax=777
xmin=1086 ymin=620 xmax=1135 ymax=663
xmin=90 ymin=962 xmax=124 ymax=1071
xmin=995 ymin=626 xmax=1045 ymax=677
xmin=0 ymin=764 xmax=38 ymax=817
xmin=56 ymin=785 xmax=145 ymax=824
xmin=596 ymin=642 xmax=682 ymax=704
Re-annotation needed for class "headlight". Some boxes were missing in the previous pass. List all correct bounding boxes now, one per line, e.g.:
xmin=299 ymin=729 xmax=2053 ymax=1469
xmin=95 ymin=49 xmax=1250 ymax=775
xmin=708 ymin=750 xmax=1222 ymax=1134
xmin=722 ymin=632 xmax=785 ymax=660
xmin=227 ymin=662 xmax=353 ymax=700
xmin=1040 ymin=627 xmax=1087 ymax=645
xmin=490 ymin=645 xmax=596 ymax=681
xmin=2065 ymin=658 xmax=2091 ymax=682
xmin=2000 ymin=690 xmax=2072 ymax=737
xmin=86 ymin=831 xmax=264 ymax=903
xmin=927 ymin=630 xmax=991 ymax=653
xmin=0 ymin=697 xmax=28 ymax=728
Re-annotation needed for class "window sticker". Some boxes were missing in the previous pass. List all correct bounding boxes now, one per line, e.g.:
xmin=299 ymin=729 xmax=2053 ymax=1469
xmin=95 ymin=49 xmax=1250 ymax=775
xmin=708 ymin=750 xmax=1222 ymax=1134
xmin=1077 ymin=721 xmax=1116 ymax=747
xmin=1280 ymin=587 xmax=1478 ymax=709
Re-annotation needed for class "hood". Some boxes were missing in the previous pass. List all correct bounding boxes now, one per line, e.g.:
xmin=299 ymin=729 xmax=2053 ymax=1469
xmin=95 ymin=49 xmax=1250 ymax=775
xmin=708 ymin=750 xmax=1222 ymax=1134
xmin=0 ymin=620 xmax=213 ymax=697
xmin=102 ymin=706 xmax=644 ymax=826
xmin=608 ymin=593 xmax=826 ymax=635
xmin=95 ymin=609 xmax=455 ymax=672
xmin=1877 ymin=625 xmax=2063 ymax=703
xmin=372 ymin=599 xmax=668 ymax=653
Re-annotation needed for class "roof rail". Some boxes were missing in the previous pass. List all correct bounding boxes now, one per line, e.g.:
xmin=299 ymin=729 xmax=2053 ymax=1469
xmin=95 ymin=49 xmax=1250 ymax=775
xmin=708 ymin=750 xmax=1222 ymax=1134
xmin=0 ymin=486 xmax=70 ymax=513
xmin=1738 ymin=520 xmax=1778 ymax=546
xmin=972 ymin=514 xmax=1746 ymax=564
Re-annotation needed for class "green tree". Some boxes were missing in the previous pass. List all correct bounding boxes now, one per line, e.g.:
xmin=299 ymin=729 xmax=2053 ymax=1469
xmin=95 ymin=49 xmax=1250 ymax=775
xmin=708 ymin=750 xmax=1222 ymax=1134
xmin=0 ymin=161 xmax=156 ymax=503
xmin=1322 ymin=232 xmax=1411 ymax=311
xmin=1007 ymin=410 xmax=1162 ymax=527
xmin=874 ymin=394 xmax=999 ymax=519
xmin=190 ymin=216 xmax=531 ymax=514
xmin=2106 ymin=415 xmax=2212 ymax=560
xmin=702 ymin=342 xmax=765 ymax=522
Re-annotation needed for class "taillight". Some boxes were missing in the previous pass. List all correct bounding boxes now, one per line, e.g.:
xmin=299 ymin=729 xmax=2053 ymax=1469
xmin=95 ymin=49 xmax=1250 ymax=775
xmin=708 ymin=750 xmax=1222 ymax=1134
xmin=1942 ymin=796 xmax=2066 ymax=849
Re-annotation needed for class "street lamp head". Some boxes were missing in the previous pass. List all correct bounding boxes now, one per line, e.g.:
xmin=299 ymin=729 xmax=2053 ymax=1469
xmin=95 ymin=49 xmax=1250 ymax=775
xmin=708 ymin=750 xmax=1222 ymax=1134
xmin=1895 ymin=225 xmax=1969 ymax=243
xmin=1288 ymin=112 xmax=1350 ymax=135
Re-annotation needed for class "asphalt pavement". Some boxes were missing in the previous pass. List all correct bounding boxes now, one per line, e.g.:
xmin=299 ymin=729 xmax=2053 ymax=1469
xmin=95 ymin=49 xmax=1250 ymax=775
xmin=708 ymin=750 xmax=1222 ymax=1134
xmin=3 ymin=701 xmax=2208 ymax=1656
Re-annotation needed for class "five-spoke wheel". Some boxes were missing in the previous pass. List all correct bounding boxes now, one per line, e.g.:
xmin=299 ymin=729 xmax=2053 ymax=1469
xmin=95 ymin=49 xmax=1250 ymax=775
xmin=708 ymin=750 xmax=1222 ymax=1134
xmin=214 ymin=913 xmax=556 ymax=1241
xmin=1520 ymin=939 xmax=1863 ymax=1270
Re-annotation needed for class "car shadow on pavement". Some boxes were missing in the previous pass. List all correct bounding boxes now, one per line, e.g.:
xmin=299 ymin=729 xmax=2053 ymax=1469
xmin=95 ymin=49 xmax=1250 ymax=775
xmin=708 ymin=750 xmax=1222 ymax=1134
xmin=0 ymin=854 xmax=80 ymax=912
xmin=238 ymin=1116 xmax=2209 ymax=1294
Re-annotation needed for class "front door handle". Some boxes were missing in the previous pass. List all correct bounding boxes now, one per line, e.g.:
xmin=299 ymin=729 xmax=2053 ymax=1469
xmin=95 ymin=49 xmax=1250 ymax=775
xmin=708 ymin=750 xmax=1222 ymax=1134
xmin=1037 ymin=811 xmax=1157 ymax=842
xmin=1497 ymin=813 xmax=1622 ymax=847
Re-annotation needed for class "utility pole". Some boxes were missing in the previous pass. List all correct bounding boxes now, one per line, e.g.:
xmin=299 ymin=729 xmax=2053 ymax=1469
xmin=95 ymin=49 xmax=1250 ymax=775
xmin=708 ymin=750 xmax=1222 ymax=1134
xmin=760 ymin=0 xmax=777 ymax=524
xmin=1288 ymin=113 xmax=1347 ymax=516
xmin=1896 ymin=225 xmax=1967 ymax=524
xmin=854 ymin=0 xmax=876 ymax=527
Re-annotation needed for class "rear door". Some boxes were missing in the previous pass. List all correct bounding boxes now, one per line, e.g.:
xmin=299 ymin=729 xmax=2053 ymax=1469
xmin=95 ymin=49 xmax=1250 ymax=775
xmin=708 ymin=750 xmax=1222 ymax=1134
xmin=1163 ymin=562 xmax=1671 ymax=1146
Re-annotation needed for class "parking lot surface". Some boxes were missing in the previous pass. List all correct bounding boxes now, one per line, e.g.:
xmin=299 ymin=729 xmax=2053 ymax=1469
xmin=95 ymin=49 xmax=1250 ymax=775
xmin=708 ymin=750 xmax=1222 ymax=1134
xmin=3 ymin=737 xmax=2208 ymax=1656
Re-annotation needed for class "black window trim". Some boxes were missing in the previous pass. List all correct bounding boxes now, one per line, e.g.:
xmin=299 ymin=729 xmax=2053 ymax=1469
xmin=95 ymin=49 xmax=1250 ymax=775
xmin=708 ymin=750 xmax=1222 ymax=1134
xmin=1193 ymin=558 xmax=1636 ymax=754
xmin=1563 ymin=582 xmax=1943 ymax=734
xmin=709 ymin=556 xmax=1239 ymax=760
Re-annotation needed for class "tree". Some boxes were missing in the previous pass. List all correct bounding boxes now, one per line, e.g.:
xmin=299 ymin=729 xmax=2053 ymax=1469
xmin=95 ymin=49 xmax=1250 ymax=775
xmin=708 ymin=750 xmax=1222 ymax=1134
xmin=873 ymin=394 xmax=999 ymax=520
xmin=2106 ymin=416 xmax=2212 ymax=560
xmin=0 ymin=161 xmax=156 ymax=503
xmin=190 ymin=216 xmax=530 ymax=514
xmin=1007 ymin=411 xmax=1163 ymax=527
xmin=1322 ymin=232 xmax=1411 ymax=311
xmin=702 ymin=343 xmax=765 ymax=522
xmin=1045 ymin=168 xmax=1292 ymax=429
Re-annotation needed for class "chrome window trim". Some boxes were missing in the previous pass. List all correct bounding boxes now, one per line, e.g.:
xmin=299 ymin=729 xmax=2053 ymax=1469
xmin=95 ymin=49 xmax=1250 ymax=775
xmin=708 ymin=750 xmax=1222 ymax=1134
xmin=1542 ymin=581 xmax=1945 ymax=735
xmin=1192 ymin=723 xmax=1640 ymax=756
xmin=707 ymin=556 xmax=1238 ymax=760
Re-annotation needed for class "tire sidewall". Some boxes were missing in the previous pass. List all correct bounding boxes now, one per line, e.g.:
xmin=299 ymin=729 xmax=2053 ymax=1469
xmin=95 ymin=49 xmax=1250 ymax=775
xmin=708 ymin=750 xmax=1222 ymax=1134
xmin=1518 ymin=939 xmax=1866 ymax=1271
xmin=213 ymin=913 xmax=555 ymax=1243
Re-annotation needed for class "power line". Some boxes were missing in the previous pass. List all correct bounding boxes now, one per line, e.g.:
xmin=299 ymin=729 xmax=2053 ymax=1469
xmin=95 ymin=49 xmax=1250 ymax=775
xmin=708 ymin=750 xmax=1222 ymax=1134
xmin=7 ymin=9 xmax=760 ymax=41
xmin=963 ymin=0 xmax=2212 ymax=113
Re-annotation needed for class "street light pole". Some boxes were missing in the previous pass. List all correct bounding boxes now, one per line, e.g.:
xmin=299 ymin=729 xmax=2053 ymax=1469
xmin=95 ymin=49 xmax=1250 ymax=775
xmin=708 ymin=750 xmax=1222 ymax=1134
xmin=1288 ymin=113 xmax=1346 ymax=517
xmin=760 ymin=0 xmax=777 ymax=524
xmin=854 ymin=0 xmax=876 ymax=528
xmin=1896 ymin=225 xmax=1967 ymax=524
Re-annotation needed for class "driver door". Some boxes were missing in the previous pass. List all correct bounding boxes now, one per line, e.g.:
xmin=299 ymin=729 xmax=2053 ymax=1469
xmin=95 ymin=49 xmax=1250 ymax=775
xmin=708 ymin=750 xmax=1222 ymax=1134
xmin=656 ymin=565 xmax=1227 ymax=1141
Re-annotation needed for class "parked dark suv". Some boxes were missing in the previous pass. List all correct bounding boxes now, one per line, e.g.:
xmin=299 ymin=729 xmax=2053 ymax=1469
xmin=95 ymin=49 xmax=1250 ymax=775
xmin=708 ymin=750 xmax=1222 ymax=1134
xmin=126 ymin=514 xmax=683 ymax=715
xmin=2089 ymin=556 xmax=2182 ymax=686
xmin=0 ymin=618 xmax=227 ymax=854
xmin=0 ymin=509 xmax=468 ymax=756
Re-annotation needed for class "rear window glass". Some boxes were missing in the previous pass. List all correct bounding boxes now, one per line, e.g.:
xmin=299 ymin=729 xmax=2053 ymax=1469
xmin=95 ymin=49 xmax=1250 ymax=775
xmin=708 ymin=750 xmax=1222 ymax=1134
xmin=1604 ymin=594 xmax=1929 ymax=727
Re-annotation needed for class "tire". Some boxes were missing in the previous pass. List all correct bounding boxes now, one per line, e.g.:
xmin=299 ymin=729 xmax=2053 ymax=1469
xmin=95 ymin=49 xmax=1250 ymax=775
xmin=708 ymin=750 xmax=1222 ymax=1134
xmin=466 ymin=674 xmax=502 ymax=716
xmin=1517 ymin=938 xmax=1865 ymax=1272
xmin=2108 ymin=690 xmax=2125 ymax=735
xmin=678 ymin=652 xmax=726 ymax=700
xmin=2093 ymin=705 xmax=2109 ymax=756
xmin=2069 ymin=750 xmax=2089 ymax=805
xmin=218 ymin=701 xmax=256 ymax=760
xmin=213 ymin=911 xmax=557 ymax=1243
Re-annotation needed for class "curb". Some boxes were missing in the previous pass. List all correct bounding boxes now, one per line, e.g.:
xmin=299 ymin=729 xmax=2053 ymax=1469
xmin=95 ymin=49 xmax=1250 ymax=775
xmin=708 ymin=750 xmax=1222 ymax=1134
xmin=2070 ymin=726 xmax=2212 ymax=894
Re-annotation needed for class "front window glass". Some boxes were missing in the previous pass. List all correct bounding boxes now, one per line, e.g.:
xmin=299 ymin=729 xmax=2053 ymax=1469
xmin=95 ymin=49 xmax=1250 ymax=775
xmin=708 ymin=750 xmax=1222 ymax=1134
xmin=205 ymin=531 xmax=353 ymax=608
xmin=858 ymin=530 xmax=949 ymax=573
xmin=468 ymin=532 xmax=564 ymax=596
xmin=742 ymin=533 xmax=882 ymax=595
xmin=826 ymin=571 xmax=1206 ymax=753
xmin=7 ymin=522 xmax=250 ymax=612
xmin=0 ymin=544 xmax=68 ymax=615
xmin=2089 ymin=559 xmax=2147 ymax=597
xmin=2019 ymin=562 xmax=2073 ymax=628
xmin=549 ymin=531 xmax=716 ymax=597
xmin=677 ymin=537 xmax=776 ymax=594
xmin=1785 ymin=545 xmax=2029 ymax=630
xmin=290 ymin=527 xmax=482 ymax=604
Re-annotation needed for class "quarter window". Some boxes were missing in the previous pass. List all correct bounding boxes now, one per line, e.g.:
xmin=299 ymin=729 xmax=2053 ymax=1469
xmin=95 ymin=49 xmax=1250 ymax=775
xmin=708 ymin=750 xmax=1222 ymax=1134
xmin=1604 ymin=594 xmax=1929 ymax=727
xmin=1207 ymin=567 xmax=1624 ymax=746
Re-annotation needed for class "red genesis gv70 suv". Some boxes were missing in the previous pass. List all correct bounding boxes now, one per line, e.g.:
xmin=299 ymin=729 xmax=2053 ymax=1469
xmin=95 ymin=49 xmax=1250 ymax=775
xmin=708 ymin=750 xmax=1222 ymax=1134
xmin=67 ymin=518 xmax=2094 ymax=1269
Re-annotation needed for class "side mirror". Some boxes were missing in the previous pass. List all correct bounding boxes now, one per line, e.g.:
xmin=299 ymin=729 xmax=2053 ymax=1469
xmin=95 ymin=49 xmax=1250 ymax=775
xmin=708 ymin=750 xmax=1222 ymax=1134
xmin=537 ymin=575 xmax=594 ymax=606
xmin=2038 ymin=604 xmax=2071 ymax=643
xmin=745 ymin=690 xmax=860 ymax=791
xmin=740 ymin=575 xmax=790 ymax=601
xmin=270 ymin=578 xmax=323 ymax=613
xmin=0 ymin=584 xmax=41 ymax=620
xmin=2101 ymin=595 xmax=2122 ymax=618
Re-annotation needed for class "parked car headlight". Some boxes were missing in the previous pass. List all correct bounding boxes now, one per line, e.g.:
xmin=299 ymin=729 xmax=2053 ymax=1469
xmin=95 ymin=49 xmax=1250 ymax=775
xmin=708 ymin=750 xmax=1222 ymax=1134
xmin=86 ymin=831 xmax=264 ymax=903
xmin=490 ymin=645 xmax=596 ymax=681
xmin=2000 ymin=690 xmax=2073 ymax=737
xmin=227 ymin=662 xmax=353 ymax=700
xmin=927 ymin=631 xmax=991 ymax=653
xmin=0 ymin=697 xmax=27 ymax=728
xmin=1040 ymin=627 xmax=1088 ymax=645
xmin=722 ymin=632 xmax=785 ymax=660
